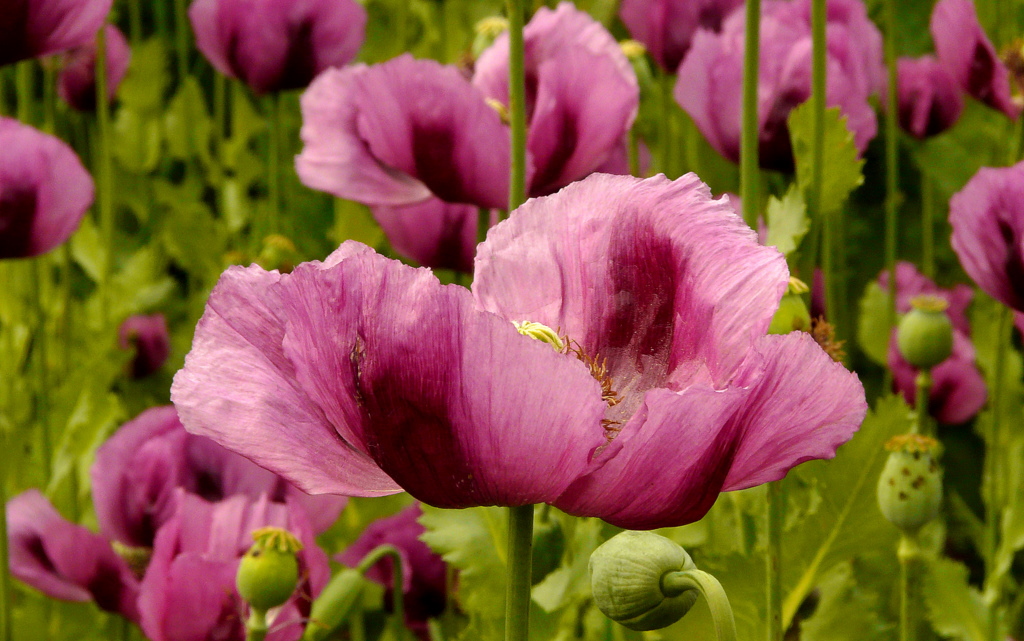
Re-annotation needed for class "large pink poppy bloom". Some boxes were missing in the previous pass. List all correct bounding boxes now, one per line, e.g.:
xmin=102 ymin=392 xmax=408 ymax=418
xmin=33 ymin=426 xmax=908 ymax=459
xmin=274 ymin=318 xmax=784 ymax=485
xmin=0 ymin=0 xmax=112 ymax=67
xmin=675 ymin=0 xmax=883 ymax=171
xmin=189 ymin=0 xmax=366 ymax=95
xmin=880 ymin=262 xmax=986 ymax=424
xmin=931 ymin=0 xmax=1020 ymax=121
xmin=171 ymin=173 xmax=866 ymax=530
xmin=473 ymin=3 xmax=638 ymax=196
xmin=0 ymin=117 xmax=94 ymax=259
xmin=950 ymin=162 xmax=1024 ymax=312
xmin=618 ymin=0 xmax=744 ymax=73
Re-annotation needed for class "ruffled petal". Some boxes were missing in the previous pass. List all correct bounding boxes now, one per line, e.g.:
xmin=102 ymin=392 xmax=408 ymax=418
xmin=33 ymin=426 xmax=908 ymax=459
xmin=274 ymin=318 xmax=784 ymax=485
xmin=0 ymin=0 xmax=113 ymax=66
xmin=276 ymin=249 xmax=609 ymax=507
xmin=619 ymin=0 xmax=744 ymax=73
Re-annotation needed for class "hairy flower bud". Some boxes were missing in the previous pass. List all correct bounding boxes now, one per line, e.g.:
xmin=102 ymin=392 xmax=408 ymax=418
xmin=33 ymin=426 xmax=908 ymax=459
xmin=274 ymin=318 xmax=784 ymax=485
xmin=236 ymin=527 xmax=303 ymax=612
xmin=897 ymin=295 xmax=954 ymax=369
xmin=589 ymin=531 xmax=699 ymax=631
xmin=876 ymin=434 xmax=943 ymax=535
xmin=769 ymin=277 xmax=812 ymax=334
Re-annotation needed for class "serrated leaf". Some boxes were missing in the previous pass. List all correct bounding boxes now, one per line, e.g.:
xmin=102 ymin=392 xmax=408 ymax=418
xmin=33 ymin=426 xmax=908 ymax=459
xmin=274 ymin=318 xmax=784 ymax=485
xmin=161 ymin=201 xmax=226 ymax=279
xmin=47 ymin=386 xmax=124 ymax=496
xmin=857 ymin=281 xmax=893 ymax=366
xmin=164 ymin=76 xmax=213 ymax=164
xmin=69 ymin=217 xmax=107 ymax=283
xmin=800 ymin=562 xmax=890 ymax=641
xmin=788 ymin=103 xmax=865 ymax=218
xmin=765 ymin=186 xmax=809 ymax=257
xmin=923 ymin=557 xmax=986 ymax=641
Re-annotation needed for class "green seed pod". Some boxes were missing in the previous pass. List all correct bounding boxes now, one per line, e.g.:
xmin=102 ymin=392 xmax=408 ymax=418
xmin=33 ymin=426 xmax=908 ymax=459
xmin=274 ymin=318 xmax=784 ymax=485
xmin=896 ymin=295 xmax=953 ymax=369
xmin=589 ymin=531 xmax=699 ymax=631
xmin=876 ymin=434 xmax=943 ymax=535
xmin=531 ymin=517 xmax=565 ymax=585
xmin=236 ymin=527 xmax=303 ymax=612
xmin=303 ymin=568 xmax=366 ymax=641
xmin=769 ymin=277 xmax=811 ymax=335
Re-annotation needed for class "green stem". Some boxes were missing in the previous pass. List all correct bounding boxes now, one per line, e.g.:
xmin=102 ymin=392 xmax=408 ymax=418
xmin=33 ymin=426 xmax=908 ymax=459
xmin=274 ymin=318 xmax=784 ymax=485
xmin=740 ymin=0 xmax=761 ymax=227
xmin=883 ymin=0 xmax=900 ymax=344
xmin=349 ymin=614 xmax=365 ymax=641
xmin=984 ymin=305 xmax=1011 ymax=641
xmin=263 ymin=94 xmax=281 ymax=239
xmin=661 ymin=569 xmax=738 ymax=641
xmin=506 ymin=0 xmax=528 ymax=213
xmin=30 ymin=261 xmax=52 ymax=480
xmin=659 ymin=73 xmax=675 ymax=178
xmin=765 ymin=481 xmax=783 ymax=641
xmin=246 ymin=608 xmax=268 ymax=641
xmin=16 ymin=61 xmax=32 ymax=124
xmin=898 ymin=536 xmax=921 ymax=641
xmin=129 ymin=0 xmax=142 ymax=43
xmin=505 ymin=504 xmax=535 ymax=641
xmin=0 ymin=432 xmax=8 ymax=641
xmin=913 ymin=369 xmax=932 ymax=437
xmin=921 ymin=173 xmax=934 ymax=278
xmin=42 ymin=65 xmax=55 ymax=135
xmin=811 ymin=0 xmax=830 ymax=320
xmin=355 ymin=544 xmax=409 ymax=641
xmin=627 ymin=126 xmax=640 ymax=177
xmin=174 ymin=0 xmax=190 ymax=82
xmin=95 ymin=24 xmax=114 ymax=327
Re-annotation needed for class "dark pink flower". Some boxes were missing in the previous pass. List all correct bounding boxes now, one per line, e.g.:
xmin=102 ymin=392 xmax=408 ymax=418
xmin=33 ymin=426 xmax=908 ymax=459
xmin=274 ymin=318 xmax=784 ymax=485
xmin=931 ymin=0 xmax=1021 ymax=120
xmin=880 ymin=262 xmax=986 ymax=424
xmin=57 ymin=24 xmax=130 ymax=112
xmin=6 ymin=489 xmax=140 ymax=621
xmin=676 ymin=0 xmax=883 ymax=171
xmin=189 ymin=0 xmax=366 ymax=95
xmin=338 ymin=503 xmax=446 ymax=636
xmin=0 ymin=117 xmax=93 ymax=259
xmin=618 ymin=0 xmax=744 ymax=73
xmin=896 ymin=56 xmax=964 ymax=138
xmin=91 ymin=406 xmax=347 ymax=549
xmin=949 ymin=162 xmax=1024 ymax=312
xmin=137 ymin=492 xmax=330 ymax=641
xmin=371 ymin=199 xmax=483 ymax=273
xmin=473 ymin=3 xmax=638 ymax=196
xmin=118 ymin=314 xmax=171 ymax=379
xmin=296 ymin=55 xmax=510 ymax=210
xmin=0 ymin=0 xmax=112 ymax=67
xmin=172 ymin=173 xmax=865 ymax=530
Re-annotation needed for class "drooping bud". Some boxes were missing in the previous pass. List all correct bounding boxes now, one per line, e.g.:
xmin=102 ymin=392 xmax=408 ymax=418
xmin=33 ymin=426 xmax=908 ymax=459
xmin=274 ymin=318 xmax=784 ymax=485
xmin=514 ymin=321 xmax=565 ymax=352
xmin=876 ymin=434 xmax=943 ymax=535
xmin=768 ymin=277 xmax=812 ymax=334
xmin=589 ymin=531 xmax=699 ymax=631
xmin=896 ymin=295 xmax=953 ymax=369
xmin=303 ymin=568 xmax=367 ymax=641
xmin=531 ymin=515 xmax=565 ymax=585
xmin=236 ymin=526 xmax=303 ymax=612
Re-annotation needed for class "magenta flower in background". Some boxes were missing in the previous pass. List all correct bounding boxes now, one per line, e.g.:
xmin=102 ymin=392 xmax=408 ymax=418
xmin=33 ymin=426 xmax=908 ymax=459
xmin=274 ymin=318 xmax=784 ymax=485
xmin=676 ymin=0 xmax=883 ymax=171
xmin=473 ymin=3 xmax=638 ymax=196
xmin=880 ymin=262 xmax=986 ymax=424
xmin=338 ymin=503 xmax=447 ymax=637
xmin=0 ymin=117 xmax=94 ymax=259
xmin=931 ymin=0 xmax=1020 ymax=120
xmin=172 ymin=173 xmax=865 ymax=530
xmin=189 ymin=0 xmax=366 ymax=95
xmin=296 ymin=55 xmax=511 ymax=210
xmin=138 ymin=492 xmax=329 ymax=641
xmin=6 ymin=489 xmax=140 ymax=621
xmin=57 ymin=24 xmax=131 ymax=112
xmin=0 ymin=0 xmax=112 ymax=67
xmin=949 ymin=162 xmax=1024 ymax=312
xmin=896 ymin=56 xmax=964 ymax=139
xmin=118 ymin=313 xmax=171 ymax=379
xmin=618 ymin=0 xmax=744 ymax=73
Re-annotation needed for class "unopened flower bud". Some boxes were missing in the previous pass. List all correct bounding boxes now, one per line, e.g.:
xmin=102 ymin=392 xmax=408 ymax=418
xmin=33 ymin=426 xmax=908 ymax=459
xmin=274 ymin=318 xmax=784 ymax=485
xmin=769 ymin=277 xmax=812 ymax=334
xmin=589 ymin=531 xmax=699 ymax=631
xmin=877 ymin=434 xmax=943 ymax=535
xmin=531 ymin=516 xmax=565 ymax=585
xmin=303 ymin=568 xmax=366 ymax=641
xmin=896 ymin=295 xmax=953 ymax=369
xmin=236 ymin=527 xmax=303 ymax=612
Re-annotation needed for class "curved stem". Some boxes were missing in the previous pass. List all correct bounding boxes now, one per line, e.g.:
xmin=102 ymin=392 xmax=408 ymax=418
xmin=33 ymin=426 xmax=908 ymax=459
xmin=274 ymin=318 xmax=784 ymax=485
xmin=505 ymin=504 xmax=535 ymax=641
xmin=740 ymin=0 xmax=761 ymax=228
xmin=765 ymin=481 xmax=784 ymax=641
xmin=883 ymin=0 xmax=900 ymax=344
xmin=505 ymin=0 xmax=528 ymax=213
xmin=913 ymin=369 xmax=932 ymax=436
xmin=661 ymin=569 xmax=738 ymax=641
xmin=355 ymin=544 xmax=409 ymax=641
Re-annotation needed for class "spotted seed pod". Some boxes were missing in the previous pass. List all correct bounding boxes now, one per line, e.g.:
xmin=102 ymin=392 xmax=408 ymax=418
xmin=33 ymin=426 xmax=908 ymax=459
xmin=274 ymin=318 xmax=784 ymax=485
xmin=876 ymin=434 xmax=943 ymax=535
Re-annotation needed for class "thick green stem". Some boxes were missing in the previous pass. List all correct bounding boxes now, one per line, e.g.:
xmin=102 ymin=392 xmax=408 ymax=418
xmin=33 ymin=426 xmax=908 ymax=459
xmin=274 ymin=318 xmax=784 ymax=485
xmin=913 ymin=369 xmax=932 ymax=437
xmin=920 ymin=174 xmax=934 ymax=279
xmin=246 ymin=608 xmax=268 ymax=641
xmin=42 ymin=66 xmax=55 ymax=134
xmin=16 ymin=61 xmax=32 ymax=124
xmin=30 ymin=261 xmax=52 ymax=479
xmin=95 ymin=24 xmax=114 ymax=326
xmin=883 ymin=0 xmax=900 ymax=343
xmin=627 ymin=126 xmax=640 ymax=177
xmin=355 ymin=544 xmax=409 ymax=640
xmin=898 ymin=536 xmax=922 ymax=641
xmin=984 ymin=305 xmax=1011 ymax=641
xmin=505 ymin=504 xmax=535 ymax=641
xmin=129 ymin=0 xmax=142 ymax=42
xmin=506 ymin=0 xmax=528 ymax=213
xmin=739 ymin=0 xmax=761 ymax=228
xmin=765 ymin=481 xmax=783 ymax=641
xmin=661 ymin=569 xmax=738 ymax=641
xmin=174 ymin=0 xmax=190 ymax=82
xmin=811 ymin=0 xmax=831 ymax=320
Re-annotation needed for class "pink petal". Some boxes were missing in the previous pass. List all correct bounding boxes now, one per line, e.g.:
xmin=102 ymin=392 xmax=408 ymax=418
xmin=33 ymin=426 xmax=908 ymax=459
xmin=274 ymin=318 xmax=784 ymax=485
xmin=0 ymin=0 xmax=113 ymax=66
xmin=371 ymin=197 xmax=480 ymax=272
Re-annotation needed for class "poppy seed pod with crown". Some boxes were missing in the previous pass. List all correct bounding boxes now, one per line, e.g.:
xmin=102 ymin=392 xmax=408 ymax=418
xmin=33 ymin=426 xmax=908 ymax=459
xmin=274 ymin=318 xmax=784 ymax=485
xmin=897 ymin=295 xmax=954 ymax=369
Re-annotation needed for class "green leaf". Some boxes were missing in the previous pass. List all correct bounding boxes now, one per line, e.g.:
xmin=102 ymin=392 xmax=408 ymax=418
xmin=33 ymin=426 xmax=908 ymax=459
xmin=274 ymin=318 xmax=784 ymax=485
xmin=161 ymin=201 xmax=226 ymax=280
xmin=788 ymin=103 xmax=865 ymax=218
xmin=857 ymin=281 xmax=893 ymax=366
xmin=330 ymin=198 xmax=385 ymax=249
xmin=923 ymin=557 xmax=986 ymax=641
xmin=117 ymin=39 xmax=170 ymax=114
xmin=800 ymin=562 xmax=890 ymax=641
xmin=164 ymin=77 xmax=213 ymax=164
xmin=112 ymin=108 xmax=164 ymax=174
xmin=69 ymin=217 xmax=107 ymax=283
xmin=765 ymin=185 xmax=809 ymax=257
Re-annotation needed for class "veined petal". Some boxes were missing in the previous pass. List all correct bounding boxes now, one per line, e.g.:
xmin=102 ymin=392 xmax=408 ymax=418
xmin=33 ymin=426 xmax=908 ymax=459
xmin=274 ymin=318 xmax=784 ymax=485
xmin=276 ymin=250 xmax=609 ymax=508
xmin=371 ymin=197 xmax=481 ymax=273
xmin=721 ymin=332 xmax=866 ymax=491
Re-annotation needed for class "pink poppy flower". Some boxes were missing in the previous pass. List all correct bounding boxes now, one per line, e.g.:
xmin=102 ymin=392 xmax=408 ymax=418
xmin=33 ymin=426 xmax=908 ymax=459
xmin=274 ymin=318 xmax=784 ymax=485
xmin=896 ymin=56 xmax=964 ymax=139
xmin=57 ymin=24 xmax=130 ymax=112
xmin=172 ymin=173 xmax=865 ymax=530
xmin=473 ymin=3 xmax=638 ymax=196
xmin=0 ymin=117 xmax=93 ymax=259
xmin=618 ymin=0 xmax=744 ymax=73
xmin=949 ymin=162 xmax=1024 ymax=312
xmin=189 ymin=0 xmax=366 ymax=95
xmin=880 ymin=262 xmax=986 ymax=424
xmin=0 ymin=0 xmax=112 ymax=67
xmin=118 ymin=314 xmax=171 ymax=379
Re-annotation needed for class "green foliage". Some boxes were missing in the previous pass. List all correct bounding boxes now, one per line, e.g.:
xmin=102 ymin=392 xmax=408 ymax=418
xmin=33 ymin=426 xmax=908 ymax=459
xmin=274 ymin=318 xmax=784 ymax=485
xmin=923 ymin=557 xmax=987 ymax=641
xmin=788 ymin=103 xmax=865 ymax=218
xmin=857 ymin=281 xmax=892 ymax=366
xmin=799 ymin=562 xmax=891 ymax=641
xmin=765 ymin=185 xmax=809 ymax=257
